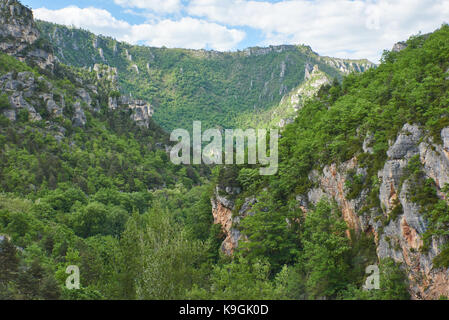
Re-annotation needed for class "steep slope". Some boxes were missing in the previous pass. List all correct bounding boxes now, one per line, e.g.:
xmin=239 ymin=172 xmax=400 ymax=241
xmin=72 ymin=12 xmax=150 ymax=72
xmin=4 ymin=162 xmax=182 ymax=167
xmin=237 ymin=64 xmax=332 ymax=128
xmin=36 ymin=20 xmax=375 ymax=131
xmin=0 ymin=0 xmax=210 ymax=300
xmin=212 ymin=26 xmax=449 ymax=300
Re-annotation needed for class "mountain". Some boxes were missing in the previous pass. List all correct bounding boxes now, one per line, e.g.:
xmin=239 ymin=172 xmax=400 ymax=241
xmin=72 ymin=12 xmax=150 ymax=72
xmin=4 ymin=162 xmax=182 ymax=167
xmin=35 ymin=20 xmax=375 ymax=131
xmin=238 ymin=63 xmax=333 ymax=128
xmin=213 ymin=25 xmax=449 ymax=299
xmin=0 ymin=0 xmax=211 ymax=300
xmin=3 ymin=0 xmax=449 ymax=302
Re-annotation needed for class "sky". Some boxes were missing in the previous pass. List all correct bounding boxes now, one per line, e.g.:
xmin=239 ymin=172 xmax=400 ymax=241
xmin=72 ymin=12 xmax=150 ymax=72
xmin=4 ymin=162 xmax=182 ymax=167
xmin=20 ymin=0 xmax=449 ymax=63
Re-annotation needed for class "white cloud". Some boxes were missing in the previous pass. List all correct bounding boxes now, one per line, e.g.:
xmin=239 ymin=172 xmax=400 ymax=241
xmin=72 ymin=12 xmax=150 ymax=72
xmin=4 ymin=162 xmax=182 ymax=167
xmin=187 ymin=0 xmax=449 ymax=62
xmin=35 ymin=6 xmax=131 ymax=40
xmin=33 ymin=1 xmax=449 ymax=62
xmin=34 ymin=6 xmax=245 ymax=51
xmin=114 ymin=0 xmax=182 ymax=14
xmin=128 ymin=18 xmax=245 ymax=50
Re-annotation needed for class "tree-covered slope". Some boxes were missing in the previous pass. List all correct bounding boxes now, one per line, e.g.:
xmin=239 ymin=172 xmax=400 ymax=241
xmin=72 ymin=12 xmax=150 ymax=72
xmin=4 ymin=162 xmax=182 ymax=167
xmin=0 ymin=0 xmax=213 ymax=299
xmin=212 ymin=25 xmax=449 ymax=300
xmin=36 ymin=20 xmax=375 ymax=131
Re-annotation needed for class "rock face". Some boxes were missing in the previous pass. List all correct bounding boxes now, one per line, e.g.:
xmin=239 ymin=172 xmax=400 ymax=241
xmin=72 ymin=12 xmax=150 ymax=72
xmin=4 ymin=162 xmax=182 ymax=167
xmin=298 ymin=123 xmax=449 ymax=299
xmin=322 ymin=57 xmax=376 ymax=74
xmin=0 ymin=0 xmax=56 ymax=71
xmin=72 ymin=101 xmax=86 ymax=127
xmin=0 ymin=0 xmax=38 ymax=55
xmin=92 ymin=63 xmax=154 ymax=127
xmin=307 ymin=158 xmax=367 ymax=234
xmin=109 ymin=95 xmax=154 ymax=128
xmin=93 ymin=64 xmax=118 ymax=84
xmin=276 ymin=64 xmax=331 ymax=128
xmin=392 ymin=41 xmax=408 ymax=53
xmin=211 ymin=186 xmax=255 ymax=255
xmin=1 ymin=71 xmax=42 ymax=121
xmin=128 ymin=99 xmax=154 ymax=127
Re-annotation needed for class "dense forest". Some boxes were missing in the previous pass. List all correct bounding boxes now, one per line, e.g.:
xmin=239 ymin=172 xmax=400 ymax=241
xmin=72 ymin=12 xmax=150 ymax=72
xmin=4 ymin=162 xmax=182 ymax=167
xmin=36 ymin=20 xmax=374 ymax=132
xmin=2 ymin=0 xmax=449 ymax=300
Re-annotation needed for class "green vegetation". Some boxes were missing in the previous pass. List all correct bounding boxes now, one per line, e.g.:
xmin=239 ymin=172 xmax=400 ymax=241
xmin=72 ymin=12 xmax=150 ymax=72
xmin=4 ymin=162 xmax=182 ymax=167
xmin=401 ymin=155 xmax=449 ymax=251
xmin=212 ymin=25 xmax=449 ymax=300
xmin=36 ymin=20 xmax=371 ymax=131
xmin=4 ymin=3 xmax=449 ymax=300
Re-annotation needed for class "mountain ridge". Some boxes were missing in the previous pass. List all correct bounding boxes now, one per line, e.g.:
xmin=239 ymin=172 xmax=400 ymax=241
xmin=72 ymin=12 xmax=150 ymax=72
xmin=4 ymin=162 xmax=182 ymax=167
xmin=35 ymin=19 xmax=376 ymax=131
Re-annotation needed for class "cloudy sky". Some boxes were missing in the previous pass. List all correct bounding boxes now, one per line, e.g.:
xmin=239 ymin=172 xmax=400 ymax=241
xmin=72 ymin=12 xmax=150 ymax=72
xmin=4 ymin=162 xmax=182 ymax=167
xmin=21 ymin=0 xmax=449 ymax=62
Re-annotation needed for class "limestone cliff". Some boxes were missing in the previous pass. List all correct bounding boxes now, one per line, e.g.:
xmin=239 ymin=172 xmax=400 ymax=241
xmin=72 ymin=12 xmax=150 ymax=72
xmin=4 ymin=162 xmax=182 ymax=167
xmin=0 ymin=0 xmax=38 ymax=55
xmin=93 ymin=63 xmax=154 ymax=128
xmin=0 ymin=1 xmax=154 ymax=129
xmin=301 ymin=124 xmax=449 ymax=299
xmin=0 ymin=0 xmax=56 ymax=71
xmin=321 ymin=56 xmax=376 ymax=75
xmin=212 ymin=123 xmax=449 ymax=299
xmin=211 ymin=186 xmax=258 ymax=255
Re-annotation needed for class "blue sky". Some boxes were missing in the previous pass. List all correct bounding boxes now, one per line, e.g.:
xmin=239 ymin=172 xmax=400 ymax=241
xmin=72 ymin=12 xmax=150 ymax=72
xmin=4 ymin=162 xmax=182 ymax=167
xmin=21 ymin=0 xmax=449 ymax=62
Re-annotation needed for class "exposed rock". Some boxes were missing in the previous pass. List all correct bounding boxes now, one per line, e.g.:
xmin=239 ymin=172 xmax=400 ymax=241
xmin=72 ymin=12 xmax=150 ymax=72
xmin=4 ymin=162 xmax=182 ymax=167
xmin=323 ymin=57 xmax=376 ymax=74
xmin=280 ymin=61 xmax=286 ymax=79
xmin=72 ymin=101 xmax=86 ymax=127
xmin=211 ymin=189 xmax=235 ymax=255
xmin=93 ymin=64 xmax=118 ymax=83
xmin=0 ymin=0 xmax=56 ymax=71
xmin=124 ymin=49 xmax=132 ymax=61
xmin=130 ymin=104 xmax=152 ymax=127
xmin=0 ymin=0 xmax=39 ymax=55
xmin=278 ymin=118 xmax=293 ymax=128
xmin=363 ymin=133 xmax=375 ymax=154
xmin=304 ymin=63 xmax=314 ymax=81
xmin=8 ymin=91 xmax=41 ymax=121
xmin=26 ymin=48 xmax=56 ymax=70
xmin=306 ymin=157 xmax=367 ymax=233
xmin=302 ymin=122 xmax=449 ymax=299
xmin=3 ymin=78 xmax=22 ymax=91
xmin=98 ymin=47 xmax=105 ymax=60
xmin=76 ymin=88 xmax=91 ymax=107
xmin=211 ymin=187 xmax=257 ymax=255
xmin=86 ymin=84 xmax=98 ymax=95
xmin=45 ymin=98 xmax=62 ymax=116
xmin=108 ymin=96 xmax=118 ymax=110
xmin=392 ymin=41 xmax=408 ymax=52
xmin=386 ymin=124 xmax=422 ymax=159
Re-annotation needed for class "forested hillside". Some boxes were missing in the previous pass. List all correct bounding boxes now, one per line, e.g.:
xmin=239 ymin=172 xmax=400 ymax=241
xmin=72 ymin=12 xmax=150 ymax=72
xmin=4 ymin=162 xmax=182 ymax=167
xmin=216 ymin=25 xmax=449 ymax=300
xmin=0 ymin=0 xmax=211 ymax=299
xmin=36 ymin=20 xmax=374 ymax=131
xmin=2 ymin=0 xmax=449 ymax=301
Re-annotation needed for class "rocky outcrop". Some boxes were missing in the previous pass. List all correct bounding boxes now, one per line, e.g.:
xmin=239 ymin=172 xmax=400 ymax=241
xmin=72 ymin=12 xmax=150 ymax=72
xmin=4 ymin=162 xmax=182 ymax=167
xmin=129 ymin=100 xmax=153 ymax=127
xmin=211 ymin=186 xmax=256 ymax=255
xmin=107 ymin=95 xmax=154 ymax=128
xmin=72 ymin=101 xmax=86 ymax=127
xmin=0 ymin=0 xmax=151 ymax=132
xmin=307 ymin=158 xmax=367 ymax=234
xmin=92 ymin=63 xmax=154 ymax=127
xmin=93 ymin=64 xmax=118 ymax=84
xmin=0 ymin=0 xmax=38 ymax=55
xmin=0 ymin=0 xmax=56 ymax=71
xmin=276 ymin=65 xmax=331 ymax=128
xmin=392 ymin=41 xmax=408 ymax=53
xmin=76 ymin=88 xmax=92 ymax=108
xmin=8 ymin=91 xmax=41 ymax=121
xmin=300 ymin=123 xmax=449 ymax=299
xmin=322 ymin=57 xmax=376 ymax=74
xmin=1 ymin=71 xmax=41 ymax=121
